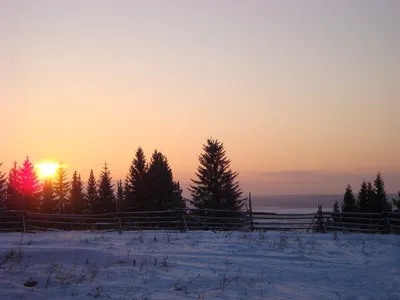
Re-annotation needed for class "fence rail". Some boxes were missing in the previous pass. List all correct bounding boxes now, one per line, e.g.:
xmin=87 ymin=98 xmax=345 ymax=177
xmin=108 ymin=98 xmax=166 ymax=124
xmin=0 ymin=206 xmax=399 ymax=234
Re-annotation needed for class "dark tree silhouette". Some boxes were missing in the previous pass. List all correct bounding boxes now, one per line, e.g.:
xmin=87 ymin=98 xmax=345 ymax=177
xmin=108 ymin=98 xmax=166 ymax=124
xmin=189 ymin=139 xmax=243 ymax=211
xmin=393 ymin=192 xmax=400 ymax=212
xmin=341 ymin=185 xmax=357 ymax=213
xmin=332 ymin=200 xmax=340 ymax=213
xmin=372 ymin=172 xmax=391 ymax=212
xmin=86 ymin=170 xmax=97 ymax=213
xmin=70 ymin=171 xmax=85 ymax=214
xmin=19 ymin=157 xmax=41 ymax=212
xmin=357 ymin=181 xmax=368 ymax=212
xmin=116 ymin=179 xmax=124 ymax=213
xmin=41 ymin=178 xmax=56 ymax=213
xmin=125 ymin=147 xmax=149 ymax=211
xmin=54 ymin=162 xmax=70 ymax=213
xmin=147 ymin=150 xmax=184 ymax=210
xmin=0 ymin=163 xmax=6 ymax=207
xmin=6 ymin=161 xmax=20 ymax=210
xmin=366 ymin=181 xmax=375 ymax=212
xmin=97 ymin=163 xmax=115 ymax=213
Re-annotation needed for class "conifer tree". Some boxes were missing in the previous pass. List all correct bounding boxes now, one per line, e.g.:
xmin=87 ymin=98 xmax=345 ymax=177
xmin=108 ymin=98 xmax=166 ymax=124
xmin=116 ymin=180 xmax=124 ymax=212
xmin=125 ymin=147 xmax=149 ymax=211
xmin=86 ymin=170 xmax=97 ymax=213
xmin=70 ymin=171 xmax=85 ymax=214
xmin=341 ymin=185 xmax=357 ymax=212
xmin=0 ymin=163 xmax=6 ymax=207
xmin=97 ymin=163 xmax=115 ymax=213
xmin=357 ymin=181 xmax=369 ymax=212
xmin=6 ymin=161 xmax=21 ymax=210
xmin=54 ymin=162 xmax=70 ymax=213
xmin=147 ymin=150 xmax=184 ymax=210
xmin=18 ymin=157 xmax=41 ymax=212
xmin=393 ymin=192 xmax=400 ymax=212
xmin=366 ymin=181 xmax=375 ymax=212
xmin=189 ymin=139 xmax=243 ymax=211
xmin=332 ymin=200 xmax=340 ymax=213
xmin=372 ymin=172 xmax=391 ymax=212
xmin=41 ymin=178 xmax=56 ymax=213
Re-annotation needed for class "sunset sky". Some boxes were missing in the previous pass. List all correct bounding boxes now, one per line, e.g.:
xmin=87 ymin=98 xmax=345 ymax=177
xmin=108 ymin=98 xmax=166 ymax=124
xmin=1 ymin=0 xmax=399 ymax=196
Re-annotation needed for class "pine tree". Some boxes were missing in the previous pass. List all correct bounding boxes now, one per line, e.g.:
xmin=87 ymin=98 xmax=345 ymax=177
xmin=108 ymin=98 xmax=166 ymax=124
xmin=357 ymin=181 xmax=368 ymax=212
xmin=6 ymin=161 xmax=21 ymax=210
xmin=41 ymin=178 xmax=56 ymax=213
xmin=372 ymin=172 xmax=391 ymax=212
xmin=125 ymin=147 xmax=149 ymax=211
xmin=189 ymin=139 xmax=243 ymax=211
xmin=366 ymin=181 xmax=375 ymax=213
xmin=393 ymin=192 xmax=400 ymax=212
xmin=86 ymin=170 xmax=97 ymax=213
xmin=18 ymin=157 xmax=41 ymax=212
xmin=341 ymin=185 xmax=357 ymax=213
xmin=70 ymin=171 xmax=85 ymax=214
xmin=0 ymin=163 xmax=6 ymax=207
xmin=97 ymin=163 xmax=115 ymax=213
xmin=332 ymin=200 xmax=340 ymax=212
xmin=116 ymin=180 xmax=124 ymax=212
xmin=147 ymin=150 xmax=184 ymax=210
xmin=54 ymin=162 xmax=70 ymax=213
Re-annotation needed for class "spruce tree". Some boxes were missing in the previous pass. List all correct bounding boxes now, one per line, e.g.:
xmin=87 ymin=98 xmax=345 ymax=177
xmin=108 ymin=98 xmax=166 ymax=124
xmin=189 ymin=139 xmax=243 ymax=211
xmin=147 ymin=150 xmax=184 ymax=210
xmin=97 ymin=163 xmax=115 ymax=213
xmin=357 ymin=181 xmax=368 ymax=212
xmin=70 ymin=171 xmax=85 ymax=214
xmin=341 ymin=185 xmax=357 ymax=213
xmin=41 ymin=178 xmax=56 ymax=213
xmin=372 ymin=172 xmax=391 ymax=212
xmin=332 ymin=200 xmax=340 ymax=213
xmin=393 ymin=192 xmax=400 ymax=212
xmin=116 ymin=180 xmax=124 ymax=212
xmin=54 ymin=162 xmax=70 ymax=213
xmin=6 ymin=161 xmax=21 ymax=210
xmin=366 ymin=181 xmax=375 ymax=212
xmin=86 ymin=170 xmax=97 ymax=213
xmin=18 ymin=157 xmax=41 ymax=212
xmin=0 ymin=163 xmax=6 ymax=207
xmin=125 ymin=147 xmax=149 ymax=211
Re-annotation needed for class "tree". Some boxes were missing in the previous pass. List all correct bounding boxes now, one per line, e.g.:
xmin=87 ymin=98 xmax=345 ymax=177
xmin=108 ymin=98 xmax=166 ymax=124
xmin=97 ymin=163 xmax=115 ymax=213
xmin=86 ymin=170 xmax=97 ymax=213
xmin=6 ymin=161 xmax=21 ymax=210
xmin=0 ymin=163 xmax=6 ymax=207
xmin=19 ymin=157 xmax=41 ymax=212
xmin=116 ymin=180 xmax=124 ymax=213
xmin=147 ymin=150 xmax=184 ymax=211
xmin=125 ymin=147 xmax=149 ymax=211
xmin=41 ymin=178 xmax=56 ymax=213
xmin=393 ymin=192 xmax=400 ymax=212
xmin=332 ymin=200 xmax=340 ymax=213
xmin=341 ymin=185 xmax=357 ymax=213
xmin=357 ymin=181 xmax=369 ymax=212
xmin=70 ymin=171 xmax=85 ymax=214
xmin=189 ymin=139 xmax=243 ymax=211
xmin=54 ymin=162 xmax=70 ymax=213
xmin=372 ymin=172 xmax=391 ymax=212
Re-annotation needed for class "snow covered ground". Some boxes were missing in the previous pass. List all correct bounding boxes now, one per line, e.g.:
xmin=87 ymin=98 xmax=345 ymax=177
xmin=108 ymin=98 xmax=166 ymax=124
xmin=0 ymin=230 xmax=399 ymax=300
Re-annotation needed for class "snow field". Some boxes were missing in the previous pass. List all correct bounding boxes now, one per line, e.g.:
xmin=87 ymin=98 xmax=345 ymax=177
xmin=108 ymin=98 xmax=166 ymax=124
xmin=0 ymin=230 xmax=399 ymax=299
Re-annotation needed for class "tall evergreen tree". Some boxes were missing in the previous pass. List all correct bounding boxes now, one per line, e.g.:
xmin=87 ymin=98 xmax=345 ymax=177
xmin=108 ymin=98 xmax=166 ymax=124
xmin=97 ymin=163 xmax=115 ymax=213
xmin=116 ymin=180 xmax=124 ymax=212
xmin=147 ymin=150 xmax=184 ymax=210
xmin=70 ymin=171 xmax=85 ymax=214
xmin=332 ymin=200 xmax=340 ymax=213
xmin=54 ymin=162 xmax=70 ymax=213
xmin=189 ymin=139 xmax=243 ymax=211
xmin=6 ymin=161 xmax=21 ymax=210
xmin=86 ymin=170 xmax=98 ymax=213
xmin=125 ymin=147 xmax=149 ymax=211
xmin=357 ymin=181 xmax=369 ymax=212
xmin=341 ymin=185 xmax=357 ymax=212
xmin=0 ymin=163 xmax=6 ymax=207
xmin=19 ymin=157 xmax=41 ymax=212
xmin=393 ymin=192 xmax=400 ymax=212
xmin=366 ymin=181 xmax=375 ymax=212
xmin=372 ymin=172 xmax=391 ymax=212
xmin=41 ymin=178 xmax=56 ymax=213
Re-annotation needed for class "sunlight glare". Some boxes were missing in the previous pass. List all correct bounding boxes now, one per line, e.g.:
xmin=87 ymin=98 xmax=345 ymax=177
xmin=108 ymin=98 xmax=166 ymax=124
xmin=35 ymin=162 xmax=66 ymax=179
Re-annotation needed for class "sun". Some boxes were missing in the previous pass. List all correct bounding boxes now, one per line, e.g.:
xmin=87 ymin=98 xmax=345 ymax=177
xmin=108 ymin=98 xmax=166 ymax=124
xmin=35 ymin=162 xmax=61 ymax=179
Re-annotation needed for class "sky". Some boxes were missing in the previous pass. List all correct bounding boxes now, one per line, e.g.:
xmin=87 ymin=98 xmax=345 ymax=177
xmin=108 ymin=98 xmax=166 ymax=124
xmin=1 ymin=0 xmax=399 ymax=196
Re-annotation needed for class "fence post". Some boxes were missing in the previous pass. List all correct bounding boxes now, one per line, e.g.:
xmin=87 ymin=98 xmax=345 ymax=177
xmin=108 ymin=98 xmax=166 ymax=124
xmin=22 ymin=195 xmax=26 ymax=234
xmin=384 ymin=213 xmax=394 ymax=234
xmin=317 ymin=204 xmax=326 ymax=233
xmin=248 ymin=192 xmax=254 ymax=232
xmin=115 ymin=199 xmax=123 ymax=234
xmin=181 ymin=209 xmax=189 ymax=232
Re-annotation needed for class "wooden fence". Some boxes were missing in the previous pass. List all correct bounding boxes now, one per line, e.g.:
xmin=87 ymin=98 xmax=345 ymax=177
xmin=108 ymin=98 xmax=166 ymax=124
xmin=1 ymin=206 xmax=399 ymax=234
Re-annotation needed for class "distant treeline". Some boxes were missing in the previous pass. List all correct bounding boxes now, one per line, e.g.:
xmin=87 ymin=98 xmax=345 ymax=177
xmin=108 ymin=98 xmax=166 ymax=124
xmin=0 ymin=139 xmax=244 ymax=214
xmin=333 ymin=173 xmax=400 ymax=213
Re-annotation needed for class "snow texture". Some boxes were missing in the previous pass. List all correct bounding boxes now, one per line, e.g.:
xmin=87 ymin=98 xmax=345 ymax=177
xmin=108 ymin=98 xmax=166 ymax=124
xmin=0 ymin=230 xmax=399 ymax=299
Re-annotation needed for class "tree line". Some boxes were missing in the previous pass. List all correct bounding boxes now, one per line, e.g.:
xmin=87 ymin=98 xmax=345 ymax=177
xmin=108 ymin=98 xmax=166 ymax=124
xmin=333 ymin=172 xmax=400 ymax=214
xmin=0 ymin=139 xmax=244 ymax=214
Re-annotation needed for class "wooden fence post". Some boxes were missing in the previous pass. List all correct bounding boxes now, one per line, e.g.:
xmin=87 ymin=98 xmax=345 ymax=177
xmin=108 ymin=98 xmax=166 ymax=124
xmin=22 ymin=195 xmax=26 ymax=234
xmin=115 ymin=200 xmax=123 ymax=234
xmin=248 ymin=192 xmax=254 ymax=232
xmin=181 ymin=209 xmax=189 ymax=232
